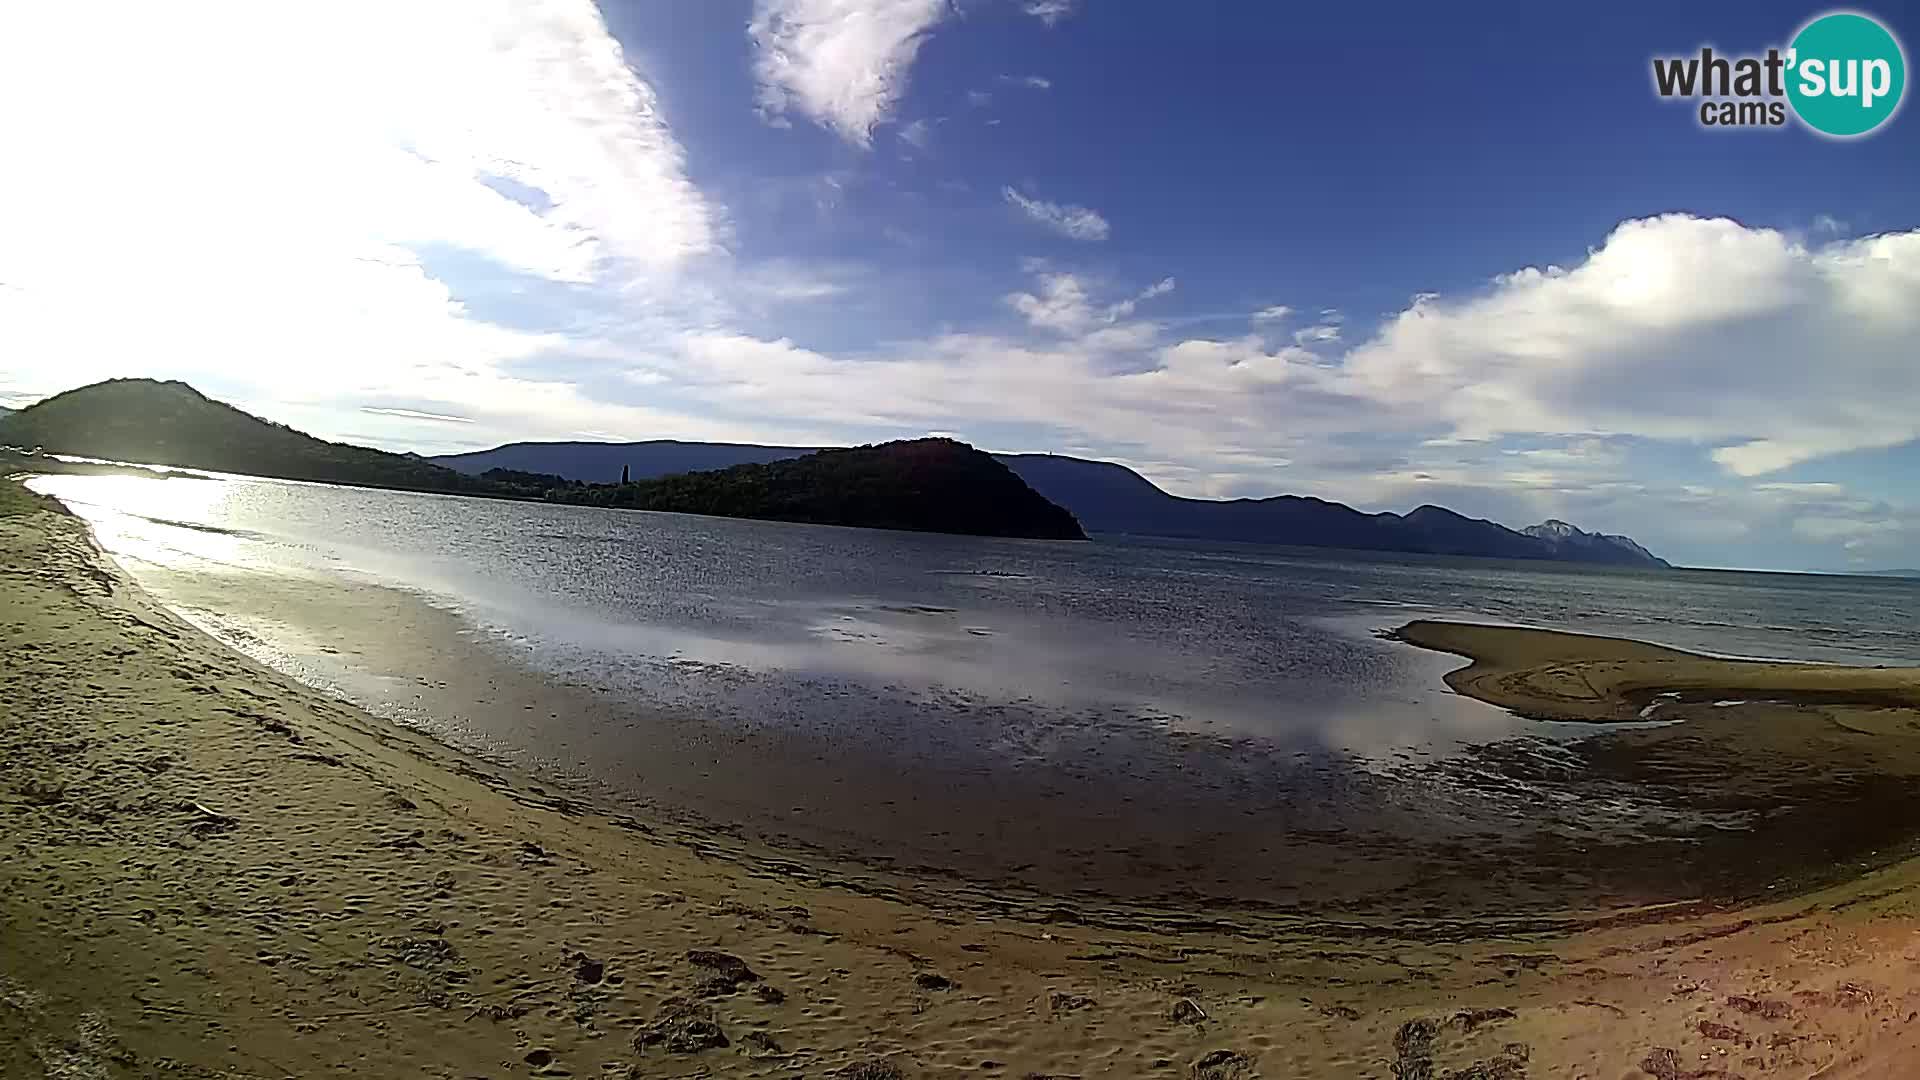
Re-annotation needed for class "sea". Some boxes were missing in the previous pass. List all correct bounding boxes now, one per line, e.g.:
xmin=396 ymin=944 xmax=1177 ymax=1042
xmin=28 ymin=468 xmax=1920 ymax=909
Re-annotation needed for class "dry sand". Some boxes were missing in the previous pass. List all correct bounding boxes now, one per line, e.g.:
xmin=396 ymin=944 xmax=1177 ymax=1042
xmin=9 ymin=482 xmax=1920 ymax=1078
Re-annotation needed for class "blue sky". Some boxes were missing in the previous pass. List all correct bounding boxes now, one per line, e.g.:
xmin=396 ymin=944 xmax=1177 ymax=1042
xmin=0 ymin=1 xmax=1916 ymax=570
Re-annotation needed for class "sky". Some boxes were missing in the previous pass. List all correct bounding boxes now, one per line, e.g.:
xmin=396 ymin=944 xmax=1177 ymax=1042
xmin=0 ymin=1 xmax=1916 ymax=571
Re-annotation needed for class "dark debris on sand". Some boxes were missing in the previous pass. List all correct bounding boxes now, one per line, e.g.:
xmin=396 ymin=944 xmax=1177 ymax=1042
xmin=634 ymin=997 xmax=727 ymax=1054
xmin=1191 ymin=1048 xmax=1257 ymax=1079
xmin=686 ymin=949 xmax=759 ymax=996
xmin=1392 ymin=1016 xmax=1530 ymax=1080
xmin=837 ymin=1060 xmax=909 ymax=1080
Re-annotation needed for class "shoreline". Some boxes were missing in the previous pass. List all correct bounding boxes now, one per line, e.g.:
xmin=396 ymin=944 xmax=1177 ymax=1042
xmin=10 ymin=481 xmax=1920 ymax=1075
xmin=1391 ymin=618 xmax=1920 ymax=723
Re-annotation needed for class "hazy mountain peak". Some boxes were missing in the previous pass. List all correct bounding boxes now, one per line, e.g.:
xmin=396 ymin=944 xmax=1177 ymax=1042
xmin=1524 ymin=519 xmax=1667 ymax=567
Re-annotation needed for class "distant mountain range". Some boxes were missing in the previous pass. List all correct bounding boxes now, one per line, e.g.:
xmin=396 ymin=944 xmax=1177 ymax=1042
xmin=0 ymin=379 xmax=1669 ymax=563
xmin=0 ymin=380 xmax=1081 ymax=540
xmin=435 ymin=441 xmax=1670 ymax=567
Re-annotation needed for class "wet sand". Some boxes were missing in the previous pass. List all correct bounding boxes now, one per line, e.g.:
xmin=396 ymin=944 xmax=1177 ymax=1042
xmin=1392 ymin=619 xmax=1920 ymax=722
xmin=11 ymin=481 xmax=1920 ymax=1076
xmin=110 ymin=548 xmax=1920 ymax=925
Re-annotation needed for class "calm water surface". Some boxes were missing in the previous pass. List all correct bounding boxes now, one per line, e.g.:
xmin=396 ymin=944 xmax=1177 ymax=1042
xmin=30 ymin=470 xmax=1920 ymax=908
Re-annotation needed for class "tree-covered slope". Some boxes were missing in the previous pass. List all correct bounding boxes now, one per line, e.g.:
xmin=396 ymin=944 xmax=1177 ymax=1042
xmin=552 ymin=438 xmax=1086 ymax=540
xmin=0 ymin=379 xmax=498 ymax=495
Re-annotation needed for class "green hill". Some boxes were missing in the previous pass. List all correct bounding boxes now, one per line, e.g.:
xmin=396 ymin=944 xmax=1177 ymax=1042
xmin=0 ymin=379 xmax=502 ymax=495
xmin=0 ymin=380 xmax=1083 ymax=540
xmin=552 ymin=438 xmax=1087 ymax=539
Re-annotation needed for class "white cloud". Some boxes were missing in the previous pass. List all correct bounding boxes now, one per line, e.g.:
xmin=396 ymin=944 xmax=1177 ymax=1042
xmin=1005 ymin=272 xmax=1172 ymax=332
xmin=1022 ymin=0 xmax=1077 ymax=26
xmin=0 ymin=0 xmax=721 ymax=422
xmin=1000 ymin=74 xmax=1054 ymax=90
xmin=1 ymin=1 xmax=1913 ymax=575
xmin=749 ymin=0 xmax=950 ymax=147
xmin=630 ymin=215 xmax=1920 ymax=565
xmin=360 ymin=407 xmax=476 ymax=425
xmin=1341 ymin=215 xmax=1920 ymax=475
xmin=1002 ymin=187 xmax=1112 ymax=241
xmin=898 ymin=117 xmax=935 ymax=150
xmin=1006 ymin=273 xmax=1100 ymax=332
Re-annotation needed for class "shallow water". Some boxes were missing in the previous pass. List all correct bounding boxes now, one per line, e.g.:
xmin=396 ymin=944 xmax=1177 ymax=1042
xmin=30 ymin=470 xmax=1920 ymax=910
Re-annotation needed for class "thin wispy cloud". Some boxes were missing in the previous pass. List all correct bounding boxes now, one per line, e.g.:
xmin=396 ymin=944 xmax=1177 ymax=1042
xmin=1251 ymin=305 xmax=1292 ymax=322
xmin=898 ymin=118 xmax=935 ymax=151
xmin=1004 ymin=271 xmax=1173 ymax=332
xmin=748 ymin=0 xmax=951 ymax=146
xmin=999 ymin=74 xmax=1053 ymax=90
xmin=1002 ymin=187 xmax=1111 ymax=241
xmin=360 ymin=406 xmax=475 ymax=424
xmin=1022 ymin=0 xmax=1077 ymax=26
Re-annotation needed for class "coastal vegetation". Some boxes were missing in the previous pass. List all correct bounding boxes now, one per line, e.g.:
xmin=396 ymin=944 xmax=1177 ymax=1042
xmin=2 ymin=378 xmax=1665 ymax=560
xmin=0 ymin=379 xmax=501 ymax=496
xmin=437 ymin=441 xmax=1672 ymax=567
xmin=0 ymin=379 xmax=1084 ymax=541
xmin=548 ymin=437 xmax=1088 ymax=540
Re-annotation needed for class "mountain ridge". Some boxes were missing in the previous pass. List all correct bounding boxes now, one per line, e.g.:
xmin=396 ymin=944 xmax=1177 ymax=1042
xmin=0 ymin=379 xmax=511 ymax=496
xmin=432 ymin=441 xmax=1670 ymax=567
xmin=548 ymin=438 xmax=1085 ymax=540
xmin=0 ymin=380 xmax=1664 ymax=563
xmin=0 ymin=380 xmax=1083 ymax=541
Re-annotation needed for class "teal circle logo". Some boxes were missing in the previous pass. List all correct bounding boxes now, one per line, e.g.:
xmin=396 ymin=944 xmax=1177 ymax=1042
xmin=1787 ymin=11 xmax=1906 ymax=137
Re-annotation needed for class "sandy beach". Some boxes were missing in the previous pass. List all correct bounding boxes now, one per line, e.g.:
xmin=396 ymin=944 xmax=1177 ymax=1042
xmin=10 ymin=481 xmax=1920 ymax=1078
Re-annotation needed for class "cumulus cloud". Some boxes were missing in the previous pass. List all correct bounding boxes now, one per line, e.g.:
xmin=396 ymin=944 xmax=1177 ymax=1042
xmin=2 ymin=0 xmax=1912 ymax=574
xmin=1002 ymin=187 xmax=1112 ymax=241
xmin=630 ymin=214 xmax=1920 ymax=565
xmin=1342 ymin=215 xmax=1920 ymax=476
xmin=749 ymin=0 xmax=950 ymax=146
